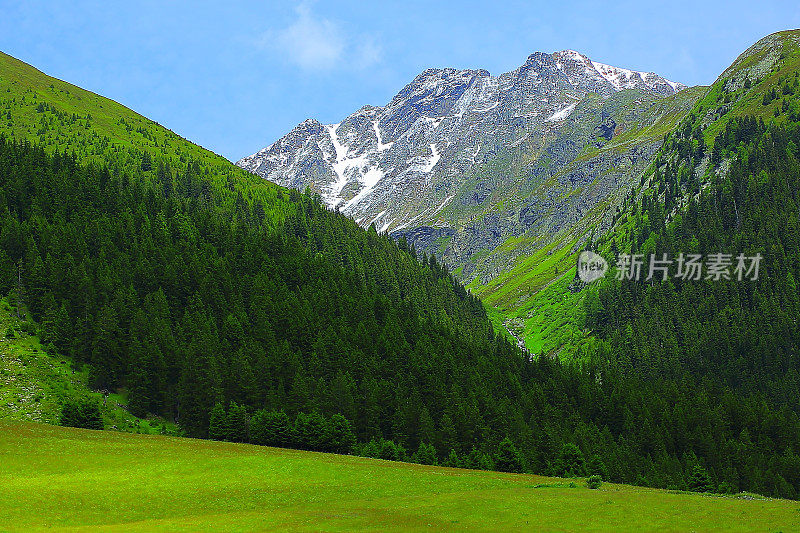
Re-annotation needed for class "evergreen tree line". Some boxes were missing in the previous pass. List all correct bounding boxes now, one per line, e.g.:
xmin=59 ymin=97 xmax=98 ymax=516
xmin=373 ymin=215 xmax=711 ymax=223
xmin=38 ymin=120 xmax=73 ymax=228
xmin=3 ymin=135 xmax=800 ymax=498
xmin=208 ymin=403 xmax=357 ymax=455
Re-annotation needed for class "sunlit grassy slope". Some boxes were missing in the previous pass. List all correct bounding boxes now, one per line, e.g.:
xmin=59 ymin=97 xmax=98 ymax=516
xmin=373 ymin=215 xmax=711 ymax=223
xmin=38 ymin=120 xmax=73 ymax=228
xmin=0 ymin=50 xmax=292 ymax=222
xmin=0 ymin=421 xmax=798 ymax=532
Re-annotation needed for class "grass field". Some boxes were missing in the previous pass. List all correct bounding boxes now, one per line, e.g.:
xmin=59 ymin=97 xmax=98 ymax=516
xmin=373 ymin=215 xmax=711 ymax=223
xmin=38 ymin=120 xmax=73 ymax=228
xmin=0 ymin=421 xmax=798 ymax=532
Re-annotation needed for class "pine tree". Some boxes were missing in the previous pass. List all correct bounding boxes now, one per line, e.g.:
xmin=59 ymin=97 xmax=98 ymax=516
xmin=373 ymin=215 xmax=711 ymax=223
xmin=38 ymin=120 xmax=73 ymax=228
xmin=556 ymin=444 xmax=586 ymax=477
xmin=327 ymin=413 xmax=356 ymax=454
xmin=227 ymin=402 xmax=248 ymax=443
xmin=688 ymin=465 xmax=714 ymax=493
xmin=412 ymin=442 xmax=438 ymax=465
xmin=586 ymin=454 xmax=608 ymax=480
xmin=208 ymin=402 xmax=227 ymax=441
xmin=494 ymin=437 xmax=523 ymax=473
xmin=442 ymin=448 xmax=462 ymax=468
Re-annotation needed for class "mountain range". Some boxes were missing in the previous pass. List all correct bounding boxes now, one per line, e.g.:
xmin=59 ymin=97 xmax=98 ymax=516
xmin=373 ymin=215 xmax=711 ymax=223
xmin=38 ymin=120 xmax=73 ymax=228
xmin=238 ymin=50 xmax=699 ymax=293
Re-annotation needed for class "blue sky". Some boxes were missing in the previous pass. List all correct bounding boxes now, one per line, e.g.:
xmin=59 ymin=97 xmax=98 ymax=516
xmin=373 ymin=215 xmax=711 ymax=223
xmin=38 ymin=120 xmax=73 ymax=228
xmin=1 ymin=1 xmax=799 ymax=161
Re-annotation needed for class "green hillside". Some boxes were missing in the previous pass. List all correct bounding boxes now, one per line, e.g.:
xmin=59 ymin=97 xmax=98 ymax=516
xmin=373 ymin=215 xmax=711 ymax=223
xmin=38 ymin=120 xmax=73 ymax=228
xmin=0 ymin=52 xmax=273 ymax=187
xmin=584 ymin=29 xmax=800 ymax=403
xmin=2 ymin=28 xmax=800 ymax=514
xmin=2 ymin=420 xmax=798 ymax=532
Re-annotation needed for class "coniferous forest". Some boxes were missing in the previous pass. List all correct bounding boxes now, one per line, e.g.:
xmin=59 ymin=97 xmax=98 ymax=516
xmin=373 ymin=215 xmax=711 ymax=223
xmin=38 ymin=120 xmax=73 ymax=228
xmin=2 ymin=132 xmax=800 ymax=499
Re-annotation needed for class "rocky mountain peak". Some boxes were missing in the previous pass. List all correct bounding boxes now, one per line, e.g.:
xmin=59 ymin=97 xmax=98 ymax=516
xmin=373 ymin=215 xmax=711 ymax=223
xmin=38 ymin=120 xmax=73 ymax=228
xmin=237 ymin=48 xmax=689 ymax=272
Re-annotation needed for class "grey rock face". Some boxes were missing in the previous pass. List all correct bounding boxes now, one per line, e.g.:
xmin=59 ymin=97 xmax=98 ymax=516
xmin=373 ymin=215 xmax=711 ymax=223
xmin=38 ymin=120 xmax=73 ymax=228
xmin=238 ymin=49 xmax=689 ymax=281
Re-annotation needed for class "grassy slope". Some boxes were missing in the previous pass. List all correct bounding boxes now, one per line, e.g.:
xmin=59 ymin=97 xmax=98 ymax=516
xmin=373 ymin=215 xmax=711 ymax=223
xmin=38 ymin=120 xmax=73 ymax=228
xmin=1 ymin=421 xmax=798 ymax=532
xmin=0 ymin=50 xmax=291 ymax=220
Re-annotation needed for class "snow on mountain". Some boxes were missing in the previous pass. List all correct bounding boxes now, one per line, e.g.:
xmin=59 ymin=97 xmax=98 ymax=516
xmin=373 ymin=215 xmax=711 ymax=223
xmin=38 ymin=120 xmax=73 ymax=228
xmin=237 ymin=49 xmax=687 ymax=275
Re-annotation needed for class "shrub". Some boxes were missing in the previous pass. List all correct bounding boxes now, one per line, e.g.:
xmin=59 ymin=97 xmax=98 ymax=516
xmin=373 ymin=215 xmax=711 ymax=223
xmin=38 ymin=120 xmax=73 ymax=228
xmin=59 ymin=397 xmax=103 ymax=430
xmin=5 ymin=326 xmax=15 ymax=339
xmin=587 ymin=475 xmax=603 ymax=489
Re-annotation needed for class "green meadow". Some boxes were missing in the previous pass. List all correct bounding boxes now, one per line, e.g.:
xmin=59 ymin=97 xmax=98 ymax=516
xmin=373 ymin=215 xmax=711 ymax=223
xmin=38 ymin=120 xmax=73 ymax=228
xmin=1 ymin=421 xmax=798 ymax=532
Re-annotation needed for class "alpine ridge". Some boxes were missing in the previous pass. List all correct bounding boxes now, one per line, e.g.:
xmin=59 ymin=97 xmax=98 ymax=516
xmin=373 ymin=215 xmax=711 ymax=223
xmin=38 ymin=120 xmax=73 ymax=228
xmin=238 ymin=50 xmax=690 ymax=283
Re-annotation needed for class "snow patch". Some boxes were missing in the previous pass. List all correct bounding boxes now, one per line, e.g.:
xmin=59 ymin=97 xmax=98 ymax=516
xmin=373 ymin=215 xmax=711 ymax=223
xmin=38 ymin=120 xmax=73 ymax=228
xmin=421 ymin=143 xmax=440 ymax=172
xmin=343 ymin=166 xmax=387 ymax=210
xmin=432 ymin=195 xmax=454 ymax=215
xmin=546 ymin=103 xmax=577 ymax=122
xmin=665 ymin=79 xmax=682 ymax=92
xmin=368 ymin=210 xmax=386 ymax=226
xmin=373 ymin=121 xmax=393 ymax=151
xmin=324 ymin=124 xmax=349 ymax=208
xmin=324 ymin=123 xmax=386 ymax=210
xmin=591 ymin=60 xmax=682 ymax=93
xmin=422 ymin=116 xmax=444 ymax=129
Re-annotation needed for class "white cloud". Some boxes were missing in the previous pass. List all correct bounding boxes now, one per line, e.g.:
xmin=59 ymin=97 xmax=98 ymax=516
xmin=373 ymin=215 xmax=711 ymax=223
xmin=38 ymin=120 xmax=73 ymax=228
xmin=259 ymin=2 xmax=381 ymax=72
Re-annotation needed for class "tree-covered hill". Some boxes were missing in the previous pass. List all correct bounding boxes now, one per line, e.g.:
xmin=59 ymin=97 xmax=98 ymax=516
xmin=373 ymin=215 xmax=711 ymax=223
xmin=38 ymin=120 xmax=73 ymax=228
xmin=0 ymin=135 xmax=513 ymax=440
xmin=3 ymin=39 xmax=800 ymax=500
xmin=0 ymin=50 xmax=291 ymax=224
xmin=575 ymin=30 xmax=800 ymax=497
xmin=586 ymin=29 xmax=800 ymax=402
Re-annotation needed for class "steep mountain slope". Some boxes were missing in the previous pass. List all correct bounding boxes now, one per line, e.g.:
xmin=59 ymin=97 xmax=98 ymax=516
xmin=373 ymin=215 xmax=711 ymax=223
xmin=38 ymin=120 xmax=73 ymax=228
xmin=238 ymin=51 xmax=697 ymax=290
xmin=584 ymin=29 xmax=800 ymax=403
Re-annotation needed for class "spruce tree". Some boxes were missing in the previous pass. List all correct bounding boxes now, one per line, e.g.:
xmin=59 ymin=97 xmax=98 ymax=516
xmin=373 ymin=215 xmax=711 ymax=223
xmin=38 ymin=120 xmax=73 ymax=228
xmin=208 ymin=402 xmax=227 ymax=441
xmin=494 ymin=437 xmax=523 ymax=473
xmin=227 ymin=402 xmax=248 ymax=443
xmin=688 ymin=465 xmax=714 ymax=493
